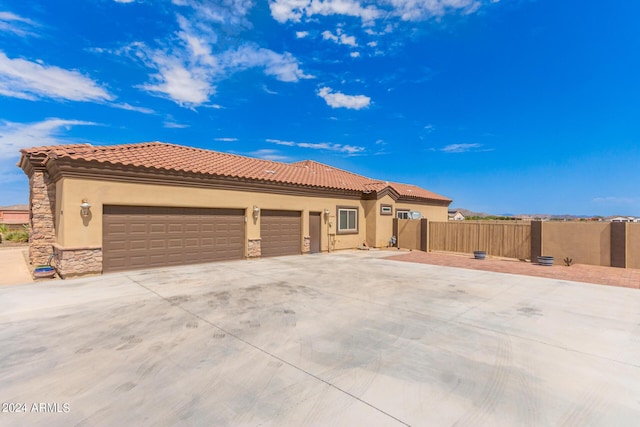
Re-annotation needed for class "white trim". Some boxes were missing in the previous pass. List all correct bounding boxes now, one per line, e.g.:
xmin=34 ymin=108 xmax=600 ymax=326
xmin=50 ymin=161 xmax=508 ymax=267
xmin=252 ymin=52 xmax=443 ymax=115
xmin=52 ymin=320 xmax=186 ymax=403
xmin=338 ymin=208 xmax=358 ymax=233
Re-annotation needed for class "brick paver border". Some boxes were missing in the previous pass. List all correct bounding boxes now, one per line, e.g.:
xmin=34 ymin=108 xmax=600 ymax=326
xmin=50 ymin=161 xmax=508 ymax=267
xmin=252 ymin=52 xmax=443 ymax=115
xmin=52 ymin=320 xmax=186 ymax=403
xmin=386 ymin=251 xmax=640 ymax=289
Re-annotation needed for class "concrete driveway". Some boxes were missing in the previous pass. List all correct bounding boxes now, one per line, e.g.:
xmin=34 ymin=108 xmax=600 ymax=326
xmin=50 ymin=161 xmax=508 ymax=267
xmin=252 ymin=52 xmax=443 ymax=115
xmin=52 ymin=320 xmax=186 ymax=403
xmin=1 ymin=250 xmax=639 ymax=426
xmin=0 ymin=246 xmax=33 ymax=286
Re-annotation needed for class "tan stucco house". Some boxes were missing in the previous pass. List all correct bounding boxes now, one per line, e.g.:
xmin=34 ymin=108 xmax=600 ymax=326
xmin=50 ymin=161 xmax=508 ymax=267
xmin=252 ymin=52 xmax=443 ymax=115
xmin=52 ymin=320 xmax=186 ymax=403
xmin=19 ymin=142 xmax=451 ymax=278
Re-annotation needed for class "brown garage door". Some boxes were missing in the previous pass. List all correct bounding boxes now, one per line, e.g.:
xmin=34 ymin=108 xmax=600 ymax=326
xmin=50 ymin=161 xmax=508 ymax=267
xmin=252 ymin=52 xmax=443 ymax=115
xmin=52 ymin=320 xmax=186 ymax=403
xmin=103 ymin=206 xmax=245 ymax=273
xmin=260 ymin=210 xmax=301 ymax=257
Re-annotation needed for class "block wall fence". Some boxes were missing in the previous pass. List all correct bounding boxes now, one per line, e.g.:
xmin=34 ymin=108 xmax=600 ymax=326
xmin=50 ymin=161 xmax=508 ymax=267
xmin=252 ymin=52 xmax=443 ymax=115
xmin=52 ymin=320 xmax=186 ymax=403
xmin=429 ymin=220 xmax=640 ymax=269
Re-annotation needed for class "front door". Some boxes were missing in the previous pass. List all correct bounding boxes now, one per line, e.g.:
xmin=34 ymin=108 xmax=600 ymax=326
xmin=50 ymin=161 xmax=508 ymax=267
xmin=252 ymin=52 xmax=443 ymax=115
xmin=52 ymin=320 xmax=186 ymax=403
xmin=309 ymin=212 xmax=321 ymax=253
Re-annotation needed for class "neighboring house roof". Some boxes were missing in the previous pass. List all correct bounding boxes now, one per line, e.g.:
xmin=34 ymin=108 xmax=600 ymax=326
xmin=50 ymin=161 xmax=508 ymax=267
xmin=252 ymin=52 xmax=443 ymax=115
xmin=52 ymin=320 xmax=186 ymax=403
xmin=448 ymin=210 xmax=465 ymax=220
xmin=0 ymin=204 xmax=28 ymax=211
xmin=20 ymin=142 xmax=451 ymax=204
xmin=605 ymin=216 xmax=638 ymax=222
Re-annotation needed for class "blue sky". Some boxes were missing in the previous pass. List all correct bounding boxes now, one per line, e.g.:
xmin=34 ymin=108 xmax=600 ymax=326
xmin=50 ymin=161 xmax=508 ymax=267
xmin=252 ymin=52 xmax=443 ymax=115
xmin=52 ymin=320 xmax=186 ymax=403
xmin=1 ymin=0 xmax=638 ymax=216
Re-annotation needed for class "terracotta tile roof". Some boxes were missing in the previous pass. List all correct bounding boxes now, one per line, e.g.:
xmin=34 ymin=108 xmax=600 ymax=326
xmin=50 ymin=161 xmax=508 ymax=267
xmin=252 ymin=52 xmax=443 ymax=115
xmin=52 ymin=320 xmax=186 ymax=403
xmin=21 ymin=142 xmax=451 ymax=202
xmin=0 ymin=204 xmax=29 ymax=211
xmin=386 ymin=182 xmax=450 ymax=201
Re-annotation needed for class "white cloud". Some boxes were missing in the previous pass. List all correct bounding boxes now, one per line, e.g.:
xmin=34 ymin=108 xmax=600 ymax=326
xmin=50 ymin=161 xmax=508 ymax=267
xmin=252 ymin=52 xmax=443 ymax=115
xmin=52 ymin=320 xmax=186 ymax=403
xmin=0 ymin=118 xmax=97 ymax=159
xmin=222 ymin=45 xmax=313 ymax=82
xmin=176 ymin=16 xmax=216 ymax=61
xmin=113 ymin=102 xmax=155 ymax=114
xmin=0 ymin=51 xmax=114 ymax=102
xmin=266 ymin=138 xmax=296 ymax=146
xmin=139 ymin=53 xmax=213 ymax=107
xmin=296 ymin=31 xmax=309 ymax=38
xmin=322 ymin=30 xmax=337 ymax=42
xmin=317 ymin=86 xmax=370 ymax=109
xmin=270 ymin=0 xmax=489 ymax=25
xmin=132 ymin=37 xmax=310 ymax=107
xmin=270 ymin=0 xmax=381 ymax=24
xmin=298 ymin=142 xmax=365 ymax=154
xmin=263 ymin=85 xmax=279 ymax=95
xmin=440 ymin=143 xmax=482 ymax=153
xmin=114 ymin=0 xmax=135 ymax=3
xmin=268 ymin=138 xmax=364 ymax=154
xmin=350 ymin=51 xmax=360 ymax=58
xmin=172 ymin=0 xmax=254 ymax=27
xmin=163 ymin=121 xmax=190 ymax=128
xmin=249 ymin=149 xmax=291 ymax=161
xmin=122 ymin=1 xmax=310 ymax=108
xmin=322 ymin=29 xmax=357 ymax=46
xmin=214 ymin=137 xmax=238 ymax=142
xmin=340 ymin=34 xmax=357 ymax=46
xmin=424 ymin=123 xmax=435 ymax=133
xmin=0 ymin=12 xmax=39 ymax=37
xmin=388 ymin=0 xmax=483 ymax=21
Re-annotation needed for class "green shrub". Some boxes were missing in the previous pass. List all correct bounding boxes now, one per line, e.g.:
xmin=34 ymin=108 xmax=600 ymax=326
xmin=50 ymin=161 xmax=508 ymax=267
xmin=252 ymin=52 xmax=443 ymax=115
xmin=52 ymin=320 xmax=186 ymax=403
xmin=4 ymin=229 xmax=29 ymax=242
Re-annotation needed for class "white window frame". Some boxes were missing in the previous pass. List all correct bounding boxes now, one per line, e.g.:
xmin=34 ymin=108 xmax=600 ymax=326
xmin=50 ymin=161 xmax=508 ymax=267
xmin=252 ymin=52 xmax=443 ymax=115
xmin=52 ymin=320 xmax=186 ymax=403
xmin=396 ymin=210 xmax=410 ymax=220
xmin=337 ymin=207 xmax=358 ymax=234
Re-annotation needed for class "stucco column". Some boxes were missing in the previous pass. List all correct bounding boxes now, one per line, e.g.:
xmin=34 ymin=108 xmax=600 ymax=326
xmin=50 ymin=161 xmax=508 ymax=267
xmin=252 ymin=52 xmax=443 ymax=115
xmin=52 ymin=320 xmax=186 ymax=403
xmin=29 ymin=169 xmax=56 ymax=266
xmin=530 ymin=220 xmax=542 ymax=262
xmin=610 ymin=222 xmax=627 ymax=268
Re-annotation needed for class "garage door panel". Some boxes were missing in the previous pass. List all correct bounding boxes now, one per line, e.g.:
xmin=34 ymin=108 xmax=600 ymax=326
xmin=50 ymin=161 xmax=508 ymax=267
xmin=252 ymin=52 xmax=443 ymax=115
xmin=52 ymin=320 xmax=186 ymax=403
xmin=106 ymin=223 xmax=126 ymax=234
xmin=184 ymin=238 xmax=199 ymax=248
xmin=128 ymin=255 xmax=149 ymax=267
xmin=166 ymin=253 xmax=184 ymax=264
xmin=129 ymin=223 xmax=148 ymax=234
xmin=107 ymin=258 xmax=126 ymax=269
xmin=149 ymin=239 xmax=166 ymax=250
xmin=185 ymin=224 xmax=199 ymax=233
xmin=168 ymin=224 xmax=184 ymax=233
xmin=148 ymin=253 xmax=166 ymax=263
xmin=103 ymin=206 xmax=245 ymax=273
xmin=215 ymin=224 xmax=231 ymax=233
xmin=261 ymin=210 xmax=301 ymax=257
xmin=168 ymin=239 xmax=183 ymax=249
xmin=107 ymin=241 xmax=126 ymax=251
xmin=130 ymin=239 xmax=148 ymax=250
xmin=150 ymin=224 xmax=166 ymax=234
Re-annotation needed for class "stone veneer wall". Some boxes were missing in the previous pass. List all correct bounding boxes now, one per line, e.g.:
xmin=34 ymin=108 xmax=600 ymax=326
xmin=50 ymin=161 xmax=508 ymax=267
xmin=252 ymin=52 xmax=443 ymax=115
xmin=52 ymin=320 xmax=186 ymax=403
xmin=53 ymin=246 xmax=103 ymax=278
xmin=248 ymin=238 xmax=261 ymax=258
xmin=29 ymin=170 xmax=56 ymax=266
xmin=303 ymin=236 xmax=310 ymax=253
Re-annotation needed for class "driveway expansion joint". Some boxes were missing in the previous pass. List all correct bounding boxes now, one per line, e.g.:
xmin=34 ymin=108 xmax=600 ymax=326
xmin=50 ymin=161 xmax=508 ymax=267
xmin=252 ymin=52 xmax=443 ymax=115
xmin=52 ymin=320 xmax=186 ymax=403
xmin=124 ymin=273 xmax=411 ymax=427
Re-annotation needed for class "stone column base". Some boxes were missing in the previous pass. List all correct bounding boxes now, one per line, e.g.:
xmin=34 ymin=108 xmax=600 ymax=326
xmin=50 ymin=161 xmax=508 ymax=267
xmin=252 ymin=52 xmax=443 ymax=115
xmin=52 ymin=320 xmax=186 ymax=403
xmin=303 ymin=236 xmax=310 ymax=253
xmin=248 ymin=238 xmax=261 ymax=258
xmin=53 ymin=245 xmax=103 ymax=279
xmin=30 ymin=242 xmax=55 ymax=267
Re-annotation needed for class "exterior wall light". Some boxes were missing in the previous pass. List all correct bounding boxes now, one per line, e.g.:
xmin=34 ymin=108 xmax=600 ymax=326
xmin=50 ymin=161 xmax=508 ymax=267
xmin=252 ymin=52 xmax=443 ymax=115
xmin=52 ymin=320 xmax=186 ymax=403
xmin=324 ymin=209 xmax=330 ymax=217
xmin=80 ymin=199 xmax=91 ymax=217
xmin=253 ymin=206 xmax=260 ymax=220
